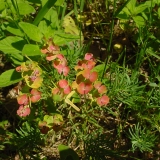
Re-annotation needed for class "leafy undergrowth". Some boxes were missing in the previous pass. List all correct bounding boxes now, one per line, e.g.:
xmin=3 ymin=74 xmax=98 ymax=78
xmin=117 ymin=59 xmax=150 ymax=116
xmin=0 ymin=0 xmax=160 ymax=159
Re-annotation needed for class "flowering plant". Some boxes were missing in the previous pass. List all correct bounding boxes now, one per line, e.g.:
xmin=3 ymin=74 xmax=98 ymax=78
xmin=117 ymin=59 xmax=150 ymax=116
xmin=14 ymin=38 xmax=109 ymax=134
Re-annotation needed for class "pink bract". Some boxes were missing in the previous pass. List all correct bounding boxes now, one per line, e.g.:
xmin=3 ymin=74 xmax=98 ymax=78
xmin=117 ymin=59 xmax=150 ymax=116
xmin=63 ymin=86 xmax=71 ymax=94
xmin=83 ymin=60 xmax=96 ymax=70
xmin=77 ymin=82 xmax=93 ymax=95
xmin=16 ymin=66 xmax=22 ymax=72
xmin=52 ymin=88 xmax=60 ymax=95
xmin=17 ymin=105 xmax=31 ymax=117
xmin=30 ymin=89 xmax=41 ymax=103
xmin=17 ymin=94 xmax=29 ymax=105
xmin=94 ymin=81 xmax=107 ymax=94
xmin=97 ymin=85 xmax=107 ymax=94
xmin=94 ymin=81 xmax=102 ymax=89
xmin=58 ymin=80 xmax=68 ymax=88
xmin=55 ymin=64 xmax=70 ymax=76
xmin=56 ymin=54 xmax=65 ymax=60
xmin=75 ymin=60 xmax=85 ymax=71
xmin=46 ymin=53 xmax=57 ymax=61
xmin=84 ymin=53 xmax=94 ymax=61
xmin=82 ymin=69 xmax=98 ymax=82
xmin=97 ymin=95 xmax=109 ymax=106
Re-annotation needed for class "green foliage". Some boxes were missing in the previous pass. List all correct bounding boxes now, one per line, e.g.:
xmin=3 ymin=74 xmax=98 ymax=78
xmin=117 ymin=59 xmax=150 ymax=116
xmin=129 ymin=123 xmax=157 ymax=152
xmin=58 ymin=145 xmax=79 ymax=160
xmin=0 ymin=0 xmax=160 ymax=159
xmin=19 ymin=22 xmax=43 ymax=42
xmin=0 ymin=69 xmax=22 ymax=87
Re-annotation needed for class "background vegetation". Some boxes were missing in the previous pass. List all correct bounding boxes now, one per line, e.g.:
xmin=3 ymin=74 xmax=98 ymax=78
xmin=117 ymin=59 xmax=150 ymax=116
xmin=0 ymin=0 xmax=160 ymax=159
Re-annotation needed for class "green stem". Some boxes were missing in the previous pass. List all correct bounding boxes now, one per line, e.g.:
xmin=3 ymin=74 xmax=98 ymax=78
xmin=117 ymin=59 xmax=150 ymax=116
xmin=101 ymin=0 xmax=116 ymax=80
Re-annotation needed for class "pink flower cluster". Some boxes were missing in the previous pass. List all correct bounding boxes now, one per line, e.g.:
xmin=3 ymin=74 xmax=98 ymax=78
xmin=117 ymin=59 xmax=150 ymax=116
xmin=52 ymin=79 xmax=71 ymax=98
xmin=73 ymin=53 xmax=109 ymax=106
xmin=41 ymin=38 xmax=70 ymax=76
xmin=16 ymin=89 xmax=41 ymax=117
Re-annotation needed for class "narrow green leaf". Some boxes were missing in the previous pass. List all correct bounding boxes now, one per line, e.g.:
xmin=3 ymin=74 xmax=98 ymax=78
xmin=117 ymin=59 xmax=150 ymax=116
xmin=33 ymin=0 xmax=57 ymax=25
xmin=0 ymin=69 xmax=22 ymax=88
xmin=146 ymin=48 xmax=160 ymax=60
xmin=0 ymin=36 xmax=26 ymax=54
xmin=19 ymin=22 xmax=43 ymax=42
xmin=158 ymin=8 xmax=160 ymax=18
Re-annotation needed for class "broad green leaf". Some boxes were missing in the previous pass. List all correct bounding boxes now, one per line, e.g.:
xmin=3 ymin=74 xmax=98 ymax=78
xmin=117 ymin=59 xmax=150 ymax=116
xmin=126 ymin=0 xmax=136 ymax=14
xmin=11 ymin=52 xmax=24 ymax=61
xmin=22 ymin=44 xmax=42 ymax=56
xmin=38 ymin=20 xmax=48 ymax=34
xmin=144 ymin=1 xmax=156 ymax=8
xmin=123 ymin=7 xmax=131 ymax=16
xmin=44 ymin=8 xmax=59 ymax=29
xmin=10 ymin=2 xmax=35 ymax=15
xmin=19 ymin=22 xmax=43 ymax=42
xmin=26 ymin=0 xmax=41 ymax=4
xmin=54 ymin=35 xmax=79 ymax=45
xmin=54 ymin=31 xmax=80 ymax=45
xmin=92 ymin=63 xmax=107 ymax=73
xmin=58 ymin=145 xmax=79 ymax=160
xmin=0 ymin=69 xmax=22 ymax=87
xmin=43 ymin=115 xmax=54 ymax=127
xmin=116 ymin=12 xmax=130 ymax=20
xmin=0 ymin=36 xmax=26 ymax=54
xmin=115 ymin=0 xmax=131 ymax=17
xmin=149 ymin=83 xmax=158 ymax=87
xmin=5 ymin=22 xmax=23 ymax=36
xmin=63 ymin=16 xmax=82 ymax=37
xmin=52 ymin=94 xmax=62 ymax=102
xmin=33 ymin=0 xmax=57 ymax=25
xmin=133 ymin=16 xmax=145 ymax=27
xmin=55 ymin=0 xmax=64 ymax=6
xmin=10 ymin=54 xmax=24 ymax=65
xmin=134 ymin=4 xmax=148 ymax=15
xmin=0 ymin=2 xmax=5 ymax=11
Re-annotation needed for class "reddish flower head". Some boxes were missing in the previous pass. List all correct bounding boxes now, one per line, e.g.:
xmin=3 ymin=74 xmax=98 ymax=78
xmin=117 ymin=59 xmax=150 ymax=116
xmin=17 ymin=105 xmax=31 ymax=117
xmin=97 ymin=95 xmax=109 ymax=106
xmin=58 ymin=80 xmax=71 ymax=94
xmin=16 ymin=66 xmax=22 ymax=72
xmin=94 ymin=81 xmax=107 ymax=94
xmin=30 ymin=89 xmax=41 ymax=103
xmin=82 ymin=69 xmax=98 ymax=82
xmin=77 ymin=82 xmax=93 ymax=95
xmin=84 ymin=53 xmax=95 ymax=61
xmin=17 ymin=94 xmax=29 ymax=105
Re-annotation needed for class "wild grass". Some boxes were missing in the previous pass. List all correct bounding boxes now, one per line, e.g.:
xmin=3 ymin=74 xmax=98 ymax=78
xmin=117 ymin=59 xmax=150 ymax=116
xmin=0 ymin=0 xmax=160 ymax=159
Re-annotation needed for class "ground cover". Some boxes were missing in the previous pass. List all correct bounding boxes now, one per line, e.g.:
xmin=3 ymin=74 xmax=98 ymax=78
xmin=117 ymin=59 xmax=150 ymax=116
xmin=0 ymin=0 xmax=160 ymax=159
